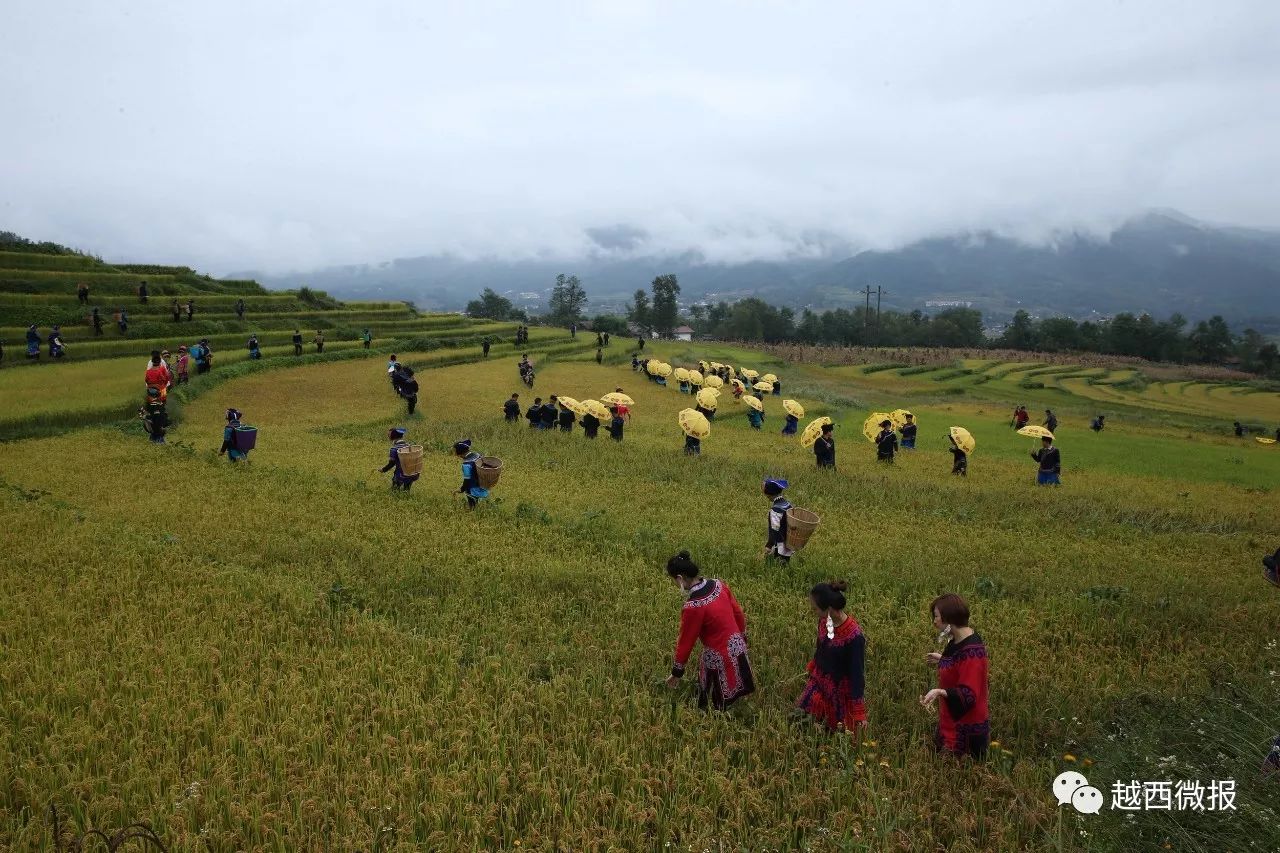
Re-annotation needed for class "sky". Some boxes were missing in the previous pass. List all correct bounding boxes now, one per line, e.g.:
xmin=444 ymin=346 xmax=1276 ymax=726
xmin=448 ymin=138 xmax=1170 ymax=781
xmin=3 ymin=0 xmax=1279 ymax=274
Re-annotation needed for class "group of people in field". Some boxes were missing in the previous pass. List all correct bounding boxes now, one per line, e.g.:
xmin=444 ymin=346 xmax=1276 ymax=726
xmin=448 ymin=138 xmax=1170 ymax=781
xmin=662 ymin=544 xmax=990 ymax=758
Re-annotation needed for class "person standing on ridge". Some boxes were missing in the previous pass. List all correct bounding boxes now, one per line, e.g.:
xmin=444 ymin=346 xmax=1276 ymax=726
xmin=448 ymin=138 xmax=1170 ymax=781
xmin=313 ymin=330 xmax=325 ymax=353
xmin=292 ymin=329 xmax=303 ymax=356
xmin=91 ymin=307 xmax=103 ymax=336
xmin=815 ymin=423 xmax=836 ymax=469
xmin=875 ymin=419 xmax=897 ymax=463
xmin=362 ymin=328 xmax=372 ymax=349
xmin=1031 ymin=434 xmax=1061 ymax=485
xmin=185 ymin=299 xmax=195 ymax=321
xmin=171 ymin=299 xmax=181 ymax=323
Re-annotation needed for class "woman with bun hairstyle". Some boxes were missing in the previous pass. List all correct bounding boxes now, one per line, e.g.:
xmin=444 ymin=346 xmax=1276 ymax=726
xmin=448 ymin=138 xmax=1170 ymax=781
xmin=796 ymin=581 xmax=867 ymax=730
xmin=663 ymin=551 xmax=755 ymax=711
xmin=921 ymin=593 xmax=989 ymax=759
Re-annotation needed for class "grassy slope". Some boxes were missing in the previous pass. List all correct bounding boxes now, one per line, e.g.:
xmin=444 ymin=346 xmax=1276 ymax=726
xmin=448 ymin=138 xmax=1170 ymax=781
xmin=2 ymin=341 xmax=1278 ymax=850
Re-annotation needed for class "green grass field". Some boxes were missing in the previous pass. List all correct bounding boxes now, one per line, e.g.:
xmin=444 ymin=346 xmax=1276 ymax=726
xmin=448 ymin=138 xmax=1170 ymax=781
xmin=3 ymin=330 xmax=1279 ymax=850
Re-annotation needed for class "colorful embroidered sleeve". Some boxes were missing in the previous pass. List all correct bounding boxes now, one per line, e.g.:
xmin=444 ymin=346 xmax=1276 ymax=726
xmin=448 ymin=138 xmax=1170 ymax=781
xmin=671 ymin=606 xmax=705 ymax=678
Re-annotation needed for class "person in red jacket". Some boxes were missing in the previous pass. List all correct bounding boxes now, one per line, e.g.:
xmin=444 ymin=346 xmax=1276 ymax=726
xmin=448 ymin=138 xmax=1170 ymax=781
xmin=664 ymin=550 xmax=755 ymax=711
xmin=921 ymin=593 xmax=990 ymax=758
xmin=144 ymin=351 xmax=172 ymax=401
xmin=796 ymin=580 xmax=867 ymax=731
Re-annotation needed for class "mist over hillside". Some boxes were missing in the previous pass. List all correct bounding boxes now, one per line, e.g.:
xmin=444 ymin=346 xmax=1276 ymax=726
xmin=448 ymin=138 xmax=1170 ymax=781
xmin=238 ymin=212 xmax=1280 ymax=328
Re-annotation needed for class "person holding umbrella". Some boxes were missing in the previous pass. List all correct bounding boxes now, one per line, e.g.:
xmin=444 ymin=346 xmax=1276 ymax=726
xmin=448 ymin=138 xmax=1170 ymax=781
xmin=948 ymin=434 xmax=969 ymax=476
xmin=781 ymin=400 xmax=803 ymax=435
xmin=795 ymin=580 xmax=867 ymax=731
xmin=695 ymin=388 xmax=717 ymax=422
xmin=662 ymin=550 xmax=754 ymax=711
xmin=744 ymin=395 xmax=764 ymax=430
xmin=454 ymin=439 xmax=489 ymax=509
xmin=1031 ymin=434 xmax=1061 ymax=485
xmin=580 ymin=404 xmax=601 ymax=439
xmin=875 ymin=418 xmax=898 ymax=463
xmin=762 ymin=478 xmax=793 ymax=564
xmin=607 ymin=405 xmax=625 ymax=441
xmin=921 ymin=593 xmax=990 ymax=759
xmin=679 ymin=408 xmax=709 ymax=455
xmin=557 ymin=398 xmax=577 ymax=433
xmin=814 ymin=422 xmax=836 ymax=469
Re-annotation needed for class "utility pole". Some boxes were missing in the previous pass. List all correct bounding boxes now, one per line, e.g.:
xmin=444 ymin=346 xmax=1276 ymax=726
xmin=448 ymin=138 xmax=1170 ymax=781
xmin=860 ymin=284 xmax=874 ymax=333
xmin=876 ymin=285 xmax=886 ymax=325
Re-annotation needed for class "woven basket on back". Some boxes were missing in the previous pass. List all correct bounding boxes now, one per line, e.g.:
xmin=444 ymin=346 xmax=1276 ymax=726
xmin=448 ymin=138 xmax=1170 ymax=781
xmin=476 ymin=456 xmax=503 ymax=488
xmin=785 ymin=507 xmax=821 ymax=550
xmin=396 ymin=444 xmax=424 ymax=476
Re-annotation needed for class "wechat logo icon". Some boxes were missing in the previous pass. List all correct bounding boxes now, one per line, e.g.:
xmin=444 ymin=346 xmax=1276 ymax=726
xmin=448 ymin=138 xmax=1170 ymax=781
xmin=1054 ymin=771 xmax=1104 ymax=815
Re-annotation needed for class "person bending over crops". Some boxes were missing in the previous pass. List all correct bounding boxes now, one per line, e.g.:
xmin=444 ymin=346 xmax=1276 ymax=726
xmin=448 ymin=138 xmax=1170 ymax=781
xmin=875 ymin=419 xmax=897 ymax=463
xmin=526 ymin=396 xmax=544 ymax=428
xmin=400 ymin=368 xmax=419 ymax=415
xmin=607 ymin=406 xmax=624 ymax=441
xmin=378 ymin=427 xmax=420 ymax=491
xmin=219 ymin=408 xmax=250 ymax=462
xmin=763 ymin=478 xmax=793 ymax=563
xmin=815 ymin=423 xmax=836 ymax=469
xmin=663 ymin=550 xmax=754 ymax=711
xmin=921 ymin=593 xmax=989 ymax=759
xmin=454 ymin=439 xmax=488 ymax=509
xmin=1031 ymin=435 xmax=1060 ymax=485
xmin=795 ymin=581 xmax=867 ymax=731
xmin=503 ymin=393 xmax=521 ymax=422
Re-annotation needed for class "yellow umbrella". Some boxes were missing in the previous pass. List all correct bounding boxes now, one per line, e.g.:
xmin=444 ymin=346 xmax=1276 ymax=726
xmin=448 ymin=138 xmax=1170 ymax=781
xmin=583 ymin=399 xmax=611 ymax=421
xmin=730 ymin=378 xmax=746 ymax=392
xmin=697 ymin=360 xmax=709 ymax=372
xmin=890 ymin=408 xmax=914 ymax=429
xmin=801 ymin=416 xmax=832 ymax=448
xmin=601 ymin=392 xmax=634 ymax=407
xmin=1017 ymin=425 xmax=1054 ymax=440
xmin=783 ymin=399 xmax=805 ymax=418
xmin=743 ymin=395 xmax=764 ymax=412
xmin=704 ymin=374 xmax=724 ymax=389
xmin=948 ymin=426 xmax=976 ymax=454
xmin=709 ymin=361 xmax=723 ymax=371
xmin=863 ymin=412 xmax=893 ymax=443
xmin=696 ymin=388 xmax=719 ymax=410
xmin=656 ymin=362 xmax=673 ymax=378
xmin=1255 ymin=436 xmax=1276 ymax=445
xmin=689 ymin=370 xmax=704 ymax=386
xmin=753 ymin=381 xmax=774 ymax=393
xmin=673 ymin=367 xmax=690 ymax=382
xmin=741 ymin=368 xmax=759 ymax=380
xmin=557 ymin=396 xmax=581 ymax=414
xmin=678 ymin=408 xmax=711 ymax=439
xmin=762 ymin=373 xmax=778 ymax=384
xmin=646 ymin=361 xmax=660 ymax=375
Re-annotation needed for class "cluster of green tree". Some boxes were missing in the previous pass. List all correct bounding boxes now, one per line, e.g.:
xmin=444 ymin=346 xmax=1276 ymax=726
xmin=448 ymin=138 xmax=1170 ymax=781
xmin=626 ymin=274 xmax=682 ymax=336
xmin=997 ymin=310 xmax=1277 ymax=375
xmin=0 ymin=231 xmax=86 ymax=256
xmin=464 ymin=288 xmax=529 ymax=322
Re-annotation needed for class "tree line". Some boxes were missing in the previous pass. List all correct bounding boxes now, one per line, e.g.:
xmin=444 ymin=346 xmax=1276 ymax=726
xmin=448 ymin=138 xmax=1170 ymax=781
xmin=466 ymin=273 xmax=1279 ymax=377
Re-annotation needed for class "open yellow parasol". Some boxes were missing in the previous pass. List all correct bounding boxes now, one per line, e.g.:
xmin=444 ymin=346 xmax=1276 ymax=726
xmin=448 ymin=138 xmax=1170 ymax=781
xmin=762 ymin=373 xmax=778 ymax=384
xmin=743 ymin=395 xmax=764 ymax=412
xmin=783 ymin=399 xmax=805 ymax=418
xmin=890 ymin=408 xmax=914 ymax=429
xmin=703 ymin=374 xmax=724 ymax=389
xmin=948 ymin=426 xmax=976 ymax=454
xmin=557 ymin=396 xmax=582 ymax=415
xmin=709 ymin=361 xmax=723 ymax=371
xmin=678 ymin=408 xmax=711 ymax=439
xmin=656 ymin=362 xmax=673 ymax=378
xmin=801 ymin=416 xmax=832 ymax=448
xmin=863 ymin=412 xmax=893 ymax=443
xmin=753 ymin=381 xmax=774 ymax=393
xmin=689 ymin=370 xmax=704 ymax=386
xmin=673 ymin=367 xmax=690 ymax=382
xmin=741 ymin=368 xmax=759 ymax=380
xmin=601 ymin=392 xmax=634 ymax=407
xmin=1017 ymin=425 xmax=1054 ymax=440
xmin=646 ymin=360 xmax=660 ymax=375
xmin=696 ymin=388 xmax=719 ymax=410
xmin=583 ymin=399 xmax=611 ymax=421
xmin=730 ymin=378 xmax=746 ymax=393
xmin=1255 ymin=436 xmax=1276 ymax=446
xmin=698 ymin=360 xmax=709 ymax=371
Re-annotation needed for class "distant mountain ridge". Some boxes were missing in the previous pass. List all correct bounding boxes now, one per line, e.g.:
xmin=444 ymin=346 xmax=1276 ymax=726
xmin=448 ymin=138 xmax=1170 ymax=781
xmin=237 ymin=212 xmax=1280 ymax=327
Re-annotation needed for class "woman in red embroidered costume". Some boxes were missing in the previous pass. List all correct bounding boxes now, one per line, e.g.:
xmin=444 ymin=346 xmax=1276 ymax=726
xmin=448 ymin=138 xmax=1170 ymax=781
xmin=921 ymin=593 xmax=990 ymax=758
xmin=796 ymin=581 xmax=867 ymax=730
xmin=663 ymin=550 xmax=754 ymax=710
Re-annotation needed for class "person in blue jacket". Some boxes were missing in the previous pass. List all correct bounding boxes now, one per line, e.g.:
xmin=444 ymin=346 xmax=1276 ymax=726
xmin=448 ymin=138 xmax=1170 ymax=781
xmin=781 ymin=412 xmax=799 ymax=435
xmin=26 ymin=325 xmax=41 ymax=360
xmin=219 ymin=408 xmax=250 ymax=462
xmin=378 ymin=427 xmax=419 ymax=491
xmin=455 ymin=439 xmax=489 ymax=509
xmin=747 ymin=402 xmax=764 ymax=430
